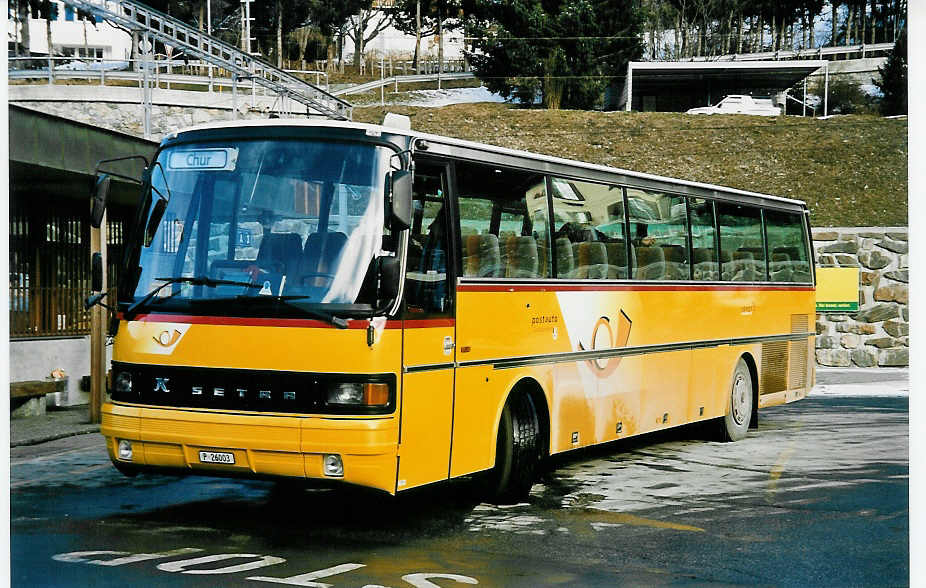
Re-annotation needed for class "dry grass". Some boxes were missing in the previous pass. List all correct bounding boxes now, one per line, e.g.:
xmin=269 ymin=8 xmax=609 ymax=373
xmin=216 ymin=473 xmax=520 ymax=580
xmin=354 ymin=103 xmax=907 ymax=227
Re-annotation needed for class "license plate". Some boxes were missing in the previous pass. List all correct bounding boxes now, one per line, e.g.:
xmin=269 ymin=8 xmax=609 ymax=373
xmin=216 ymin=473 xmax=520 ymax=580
xmin=199 ymin=450 xmax=235 ymax=465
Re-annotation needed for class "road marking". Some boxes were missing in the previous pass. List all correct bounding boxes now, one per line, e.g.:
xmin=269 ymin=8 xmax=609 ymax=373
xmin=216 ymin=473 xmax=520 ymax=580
xmin=402 ymin=573 xmax=479 ymax=587
xmin=767 ymin=447 xmax=796 ymax=499
xmin=157 ymin=554 xmax=286 ymax=575
xmin=580 ymin=508 xmax=704 ymax=533
xmin=249 ymin=563 xmax=366 ymax=587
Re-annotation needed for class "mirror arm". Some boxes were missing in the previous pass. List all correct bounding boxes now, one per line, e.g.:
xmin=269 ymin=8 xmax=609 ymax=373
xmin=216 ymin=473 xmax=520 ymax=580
xmin=84 ymin=291 xmax=115 ymax=311
xmin=94 ymin=155 xmax=150 ymax=185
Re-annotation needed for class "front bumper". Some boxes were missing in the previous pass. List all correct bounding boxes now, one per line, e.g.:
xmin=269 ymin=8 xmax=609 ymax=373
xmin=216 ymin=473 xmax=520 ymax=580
xmin=102 ymin=402 xmax=399 ymax=494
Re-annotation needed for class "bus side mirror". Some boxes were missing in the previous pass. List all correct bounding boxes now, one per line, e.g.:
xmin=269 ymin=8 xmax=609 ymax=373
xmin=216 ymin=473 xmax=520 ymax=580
xmin=145 ymin=198 xmax=167 ymax=247
xmin=91 ymin=252 xmax=103 ymax=292
xmin=90 ymin=174 xmax=111 ymax=229
xmin=390 ymin=170 xmax=412 ymax=231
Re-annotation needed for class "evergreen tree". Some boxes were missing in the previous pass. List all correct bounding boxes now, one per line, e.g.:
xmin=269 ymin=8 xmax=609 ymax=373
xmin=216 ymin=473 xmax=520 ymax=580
xmin=876 ymin=27 xmax=906 ymax=115
xmin=467 ymin=0 xmax=642 ymax=110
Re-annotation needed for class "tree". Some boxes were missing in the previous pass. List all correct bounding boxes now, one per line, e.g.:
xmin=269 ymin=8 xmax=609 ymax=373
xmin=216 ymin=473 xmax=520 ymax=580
xmin=876 ymin=27 xmax=906 ymax=115
xmin=345 ymin=7 xmax=393 ymax=68
xmin=390 ymin=0 xmax=465 ymax=73
xmin=467 ymin=0 xmax=642 ymax=110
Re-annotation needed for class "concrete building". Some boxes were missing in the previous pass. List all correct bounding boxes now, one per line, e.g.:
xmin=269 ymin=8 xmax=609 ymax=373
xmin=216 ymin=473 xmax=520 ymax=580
xmin=8 ymin=1 xmax=132 ymax=59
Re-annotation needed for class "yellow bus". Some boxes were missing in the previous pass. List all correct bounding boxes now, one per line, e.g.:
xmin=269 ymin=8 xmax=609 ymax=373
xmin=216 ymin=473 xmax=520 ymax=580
xmin=92 ymin=117 xmax=815 ymax=502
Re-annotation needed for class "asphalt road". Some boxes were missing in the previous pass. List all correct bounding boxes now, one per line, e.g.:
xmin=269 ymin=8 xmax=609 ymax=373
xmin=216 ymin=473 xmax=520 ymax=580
xmin=11 ymin=384 xmax=908 ymax=587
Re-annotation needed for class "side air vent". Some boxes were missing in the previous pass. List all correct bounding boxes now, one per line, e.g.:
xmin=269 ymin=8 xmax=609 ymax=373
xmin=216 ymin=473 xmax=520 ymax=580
xmin=789 ymin=314 xmax=810 ymax=389
xmin=761 ymin=341 xmax=788 ymax=395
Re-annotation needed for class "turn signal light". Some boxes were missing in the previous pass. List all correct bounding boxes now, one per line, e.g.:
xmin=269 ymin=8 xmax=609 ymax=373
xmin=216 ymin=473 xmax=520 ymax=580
xmin=362 ymin=383 xmax=390 ymax=406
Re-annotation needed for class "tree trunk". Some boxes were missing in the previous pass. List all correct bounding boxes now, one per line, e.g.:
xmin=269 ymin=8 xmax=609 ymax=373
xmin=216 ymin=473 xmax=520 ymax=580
xmin=438 ymin=6 xmax=444 ymax=75
xmin=18 ymin=0 xmax=31 ymax=57
xmin=275 ymin=0 xmax=282 ymax=68
xmin=352 ymin=15 xmax=363 ymax=68
xmin=415 ymin=0 xmax=421 ymax=73
xmin=831 ymin=2 xmax=838 ymax=46
xmin=45 ymin=2 xmax=53 ymax=59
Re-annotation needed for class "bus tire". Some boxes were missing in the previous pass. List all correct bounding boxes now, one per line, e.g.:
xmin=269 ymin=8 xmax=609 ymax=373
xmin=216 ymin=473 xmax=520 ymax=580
xmin=719 ymin=358 xmax=753 ymax=442
xmin=487 ymin=392 xmax=540 ymax=504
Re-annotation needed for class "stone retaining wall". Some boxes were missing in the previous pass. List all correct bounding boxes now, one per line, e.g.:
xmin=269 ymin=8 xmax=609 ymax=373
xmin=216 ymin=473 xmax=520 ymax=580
xmin=813 ymin=227 xmax=908 ymax=367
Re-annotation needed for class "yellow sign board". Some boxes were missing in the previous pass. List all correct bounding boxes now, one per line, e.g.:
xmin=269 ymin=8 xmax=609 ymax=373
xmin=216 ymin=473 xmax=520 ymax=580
xmin=816 ymin=267 xmax=860 ymax=312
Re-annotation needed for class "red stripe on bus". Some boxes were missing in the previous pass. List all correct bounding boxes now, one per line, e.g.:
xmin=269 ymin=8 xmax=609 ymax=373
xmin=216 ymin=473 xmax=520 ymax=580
xmin=403 ymin=318 xmax=456 ymax=328
xmin=119 ymin=313 xmax=455 ymax=329
xmin=455 ymin=283 xmax=815 ymax=293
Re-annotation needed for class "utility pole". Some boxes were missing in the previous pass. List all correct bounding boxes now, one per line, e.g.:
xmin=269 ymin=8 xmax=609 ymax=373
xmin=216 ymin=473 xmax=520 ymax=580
xmin=240 ymin=0 xmax=254 ymax=55
xmin=207 ymin=0 xmax=213 ymax=92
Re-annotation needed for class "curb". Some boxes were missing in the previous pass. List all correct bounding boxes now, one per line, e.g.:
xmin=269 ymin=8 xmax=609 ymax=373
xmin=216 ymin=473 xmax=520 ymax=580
xmin=10 ymin=426 xmax=101 ymax=448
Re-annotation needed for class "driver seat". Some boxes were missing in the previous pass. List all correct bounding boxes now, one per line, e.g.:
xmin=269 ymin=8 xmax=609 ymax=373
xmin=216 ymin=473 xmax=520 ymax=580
xmin=298 ymin=231 xmax=348 ymax=287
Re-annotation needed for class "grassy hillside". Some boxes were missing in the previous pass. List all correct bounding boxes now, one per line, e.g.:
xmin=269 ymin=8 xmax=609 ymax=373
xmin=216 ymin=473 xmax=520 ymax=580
xmin=354 ymin=103 xmax=907 ymax=227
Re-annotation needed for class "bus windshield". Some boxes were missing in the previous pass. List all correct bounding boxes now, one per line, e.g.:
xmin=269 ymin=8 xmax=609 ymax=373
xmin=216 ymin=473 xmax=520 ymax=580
xmin=131 ymin=139 xmax=393 ymax=315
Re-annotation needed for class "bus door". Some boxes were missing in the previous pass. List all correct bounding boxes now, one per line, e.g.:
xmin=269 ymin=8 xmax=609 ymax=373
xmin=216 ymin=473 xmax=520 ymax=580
xmin=396 ymin=161 xmax=456 ymax=491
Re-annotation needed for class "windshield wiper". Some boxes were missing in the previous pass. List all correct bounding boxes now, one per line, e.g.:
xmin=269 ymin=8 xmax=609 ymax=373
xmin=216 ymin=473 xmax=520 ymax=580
xmin=126 ymin=275 xmax=257 ymax=317
xmin=233 ymin=294 xmax=349 ymax=329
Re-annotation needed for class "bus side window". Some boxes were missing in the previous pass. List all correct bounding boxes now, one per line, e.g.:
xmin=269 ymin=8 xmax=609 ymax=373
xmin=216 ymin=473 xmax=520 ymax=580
xmin=689 ymin=198 xmax=718 ymax=281
xmin=550 ymin=177 xmax=627 ymax=279
xmin=717 ymin=203 xmax=766 ymax=282
xmin=404 ymin=164 xmax=451 ymax=316
xmin=627 ymin=189 xmax=690 ymax=281
xmin=764 ymin=209 xmax=811 ymax=283
xmin=456 ymin=162 xmax=549 ymax=279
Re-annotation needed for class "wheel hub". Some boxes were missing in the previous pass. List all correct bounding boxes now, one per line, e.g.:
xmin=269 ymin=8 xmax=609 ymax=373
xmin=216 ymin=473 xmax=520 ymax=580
xmin=731 ymin=373 xmax=749 ymax=425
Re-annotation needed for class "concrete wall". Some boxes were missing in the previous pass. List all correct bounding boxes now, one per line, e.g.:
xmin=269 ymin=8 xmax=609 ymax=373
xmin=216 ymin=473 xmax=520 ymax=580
xmin=9 ymin=337 xmax=113 ymax=407
xmin=10 ymin=97 xmax=271 ymax=141
xmin=807 ymin=57 xmax=888 ymax=86
xmin=812 ymin=227 xmax=908 ymax=368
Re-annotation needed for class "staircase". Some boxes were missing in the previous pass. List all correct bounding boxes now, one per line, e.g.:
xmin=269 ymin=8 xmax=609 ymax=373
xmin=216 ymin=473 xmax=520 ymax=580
xmin=61 ymin=0 xmax=352 ymax=120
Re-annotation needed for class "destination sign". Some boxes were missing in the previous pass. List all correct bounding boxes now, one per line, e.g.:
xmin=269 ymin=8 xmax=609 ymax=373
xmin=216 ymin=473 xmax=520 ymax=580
xmin=168 ymin=148 xmax=238 ymax=171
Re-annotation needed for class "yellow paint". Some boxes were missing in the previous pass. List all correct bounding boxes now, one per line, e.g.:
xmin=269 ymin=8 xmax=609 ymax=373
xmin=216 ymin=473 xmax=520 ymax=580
xmin=816 ymin=267 xmax=860 ymax=310
xmin=578 ymin=508 xmax=705 ymax=533
xmin=767 ymin=446 xmax=796 ymax=498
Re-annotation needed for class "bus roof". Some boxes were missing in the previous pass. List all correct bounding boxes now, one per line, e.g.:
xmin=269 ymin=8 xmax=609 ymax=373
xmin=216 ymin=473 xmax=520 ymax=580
xmin=168 ymin=118 xmax=808 ymax=210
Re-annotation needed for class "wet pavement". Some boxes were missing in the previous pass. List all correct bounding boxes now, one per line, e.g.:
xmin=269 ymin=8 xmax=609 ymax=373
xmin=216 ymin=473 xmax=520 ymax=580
xmin=11 ymin=388 xmax=908 ymax=586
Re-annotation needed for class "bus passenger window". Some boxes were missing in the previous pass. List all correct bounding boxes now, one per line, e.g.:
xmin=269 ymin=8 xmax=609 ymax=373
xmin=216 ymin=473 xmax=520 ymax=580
xmin=627 ymin=189 xmax=690 ymax=280
xmin=456 ymin=162 xmax=549 ymax=279
xmin=550 ymin=177 xmax=627 ymax=279
xmin=404 ymin=164 xmax=451 ymax=315
xmin=764 ymin=210 xmax=811 ymax=283
xmin=689 ymin=198 xmax=718 ymax=281
xmin=717 ymin=203 xmax=766 ymax=281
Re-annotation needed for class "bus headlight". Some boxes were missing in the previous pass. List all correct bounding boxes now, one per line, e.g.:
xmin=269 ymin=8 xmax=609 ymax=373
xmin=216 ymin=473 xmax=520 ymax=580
xmin=114 ymin=371 xmax=133 ymax=394
xmin=325 ymin=382 xmax=390 ymax=407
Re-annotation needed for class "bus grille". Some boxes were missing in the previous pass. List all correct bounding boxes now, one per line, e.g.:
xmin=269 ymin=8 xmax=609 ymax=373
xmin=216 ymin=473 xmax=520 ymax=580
xmin=109 ymin=361 xmax=395 ymax=415
xmin=760 ymin=341 xmax=788 ymax=395
xmin=789 ymin=314 xmax=809 ymax=389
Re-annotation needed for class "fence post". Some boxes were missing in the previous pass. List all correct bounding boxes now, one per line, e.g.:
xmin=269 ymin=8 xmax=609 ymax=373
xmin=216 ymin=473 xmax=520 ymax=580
xmin=48 ymin=56 xmax=53 ymax=85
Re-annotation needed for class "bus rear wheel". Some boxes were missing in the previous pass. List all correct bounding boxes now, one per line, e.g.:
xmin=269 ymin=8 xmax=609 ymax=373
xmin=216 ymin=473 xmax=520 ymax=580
xmin=486 ymin=392 xmax=541 ymax=504
xmin=719 ymin=358 xmax=753 ymax=442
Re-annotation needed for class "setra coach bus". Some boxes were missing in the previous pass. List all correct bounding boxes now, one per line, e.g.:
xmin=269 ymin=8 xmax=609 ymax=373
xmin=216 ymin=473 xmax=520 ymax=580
xmin=89 ymin=116 xmax=815 ymax=502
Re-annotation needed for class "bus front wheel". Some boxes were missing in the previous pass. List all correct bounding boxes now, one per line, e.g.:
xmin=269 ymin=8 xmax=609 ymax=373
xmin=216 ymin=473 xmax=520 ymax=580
xmin=486 ymin=392 xmax=541 ymax=504
xmin=719 ymin=358 xmax=753 ymax=442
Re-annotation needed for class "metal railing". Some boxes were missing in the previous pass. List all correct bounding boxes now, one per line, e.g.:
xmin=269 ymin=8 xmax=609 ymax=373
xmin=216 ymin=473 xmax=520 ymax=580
xmin=335 ymin=71 xmax=475 ymax=96
xmin=57 ymin=0 xmax=351 ymax=119
xmin=680 ymin=42 xmax=895 ymax=63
